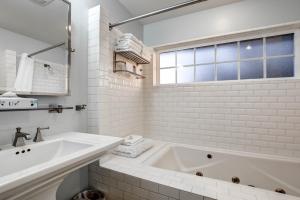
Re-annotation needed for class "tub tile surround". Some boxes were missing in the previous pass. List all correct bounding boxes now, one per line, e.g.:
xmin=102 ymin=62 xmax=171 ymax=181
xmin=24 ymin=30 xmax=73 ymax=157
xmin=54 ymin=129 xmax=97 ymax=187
xmin=88 ymin=143 xmax=300 ymax=200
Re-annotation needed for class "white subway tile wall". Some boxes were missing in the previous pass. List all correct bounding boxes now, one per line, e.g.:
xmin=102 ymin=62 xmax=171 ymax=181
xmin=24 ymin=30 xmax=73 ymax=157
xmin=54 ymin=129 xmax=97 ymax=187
xmin=0 ymin=50 xmax=17 ymax=91
xmin=87 ymin=6 xmax=144 ymax=137
xmin=144 ymin=63 xmax=300 ymax=157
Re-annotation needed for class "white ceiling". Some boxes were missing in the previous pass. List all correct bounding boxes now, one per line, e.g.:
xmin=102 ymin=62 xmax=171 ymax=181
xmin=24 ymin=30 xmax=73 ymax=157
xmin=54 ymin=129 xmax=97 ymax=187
xmin=0 ymin=0 xmax=69 ymax=45
xmin=118 ymin=0 xmax=241 ymax=24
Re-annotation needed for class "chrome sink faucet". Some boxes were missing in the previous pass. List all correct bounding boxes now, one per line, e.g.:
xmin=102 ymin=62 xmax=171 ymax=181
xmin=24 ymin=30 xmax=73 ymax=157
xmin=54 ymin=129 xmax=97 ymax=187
xmin=13 ymin=127 xmax=32 ymax=147
xmin=33 ymin=127 xmax=50 ymax=142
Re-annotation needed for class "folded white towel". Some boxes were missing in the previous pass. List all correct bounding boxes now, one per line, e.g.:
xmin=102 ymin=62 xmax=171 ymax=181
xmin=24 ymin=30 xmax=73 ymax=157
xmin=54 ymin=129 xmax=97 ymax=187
xmin=122 ymin=135 xmax=143 ymax=146
xmin=117 ymin=43 xmax=142 ymax=53
xmin=113 ymin=139 xmax=153 ymax=158
xmin=119 ymin=33 xmax=142 ymax=46
xmin=14 ymin=53 xmax=34 ymax=92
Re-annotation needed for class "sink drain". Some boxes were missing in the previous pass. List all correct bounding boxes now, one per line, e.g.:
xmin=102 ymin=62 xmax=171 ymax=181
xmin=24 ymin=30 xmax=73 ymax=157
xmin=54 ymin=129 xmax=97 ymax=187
xmin=275 ymin=188 xmax=286 ymax=194
xmin=232 ymin=176 xmax=240 ymax=184
xmin=195 ymin=171 xmax=203 ymax=176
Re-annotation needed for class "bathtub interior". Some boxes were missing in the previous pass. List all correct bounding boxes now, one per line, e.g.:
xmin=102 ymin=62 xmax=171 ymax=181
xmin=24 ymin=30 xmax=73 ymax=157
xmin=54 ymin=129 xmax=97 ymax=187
xmin=149 ymin=145 xmax=300 ymax=197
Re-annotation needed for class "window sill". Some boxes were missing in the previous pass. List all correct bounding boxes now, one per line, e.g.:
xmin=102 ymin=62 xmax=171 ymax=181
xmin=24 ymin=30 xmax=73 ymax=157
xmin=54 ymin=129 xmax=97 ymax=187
xmin=154 ymin=77 xmax=300 ymax=88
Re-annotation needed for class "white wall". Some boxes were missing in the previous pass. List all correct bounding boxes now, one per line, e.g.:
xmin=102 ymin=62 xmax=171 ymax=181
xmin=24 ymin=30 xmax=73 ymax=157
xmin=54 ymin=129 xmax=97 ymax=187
xmin=144 ymin=0 xmax=300 ymax=46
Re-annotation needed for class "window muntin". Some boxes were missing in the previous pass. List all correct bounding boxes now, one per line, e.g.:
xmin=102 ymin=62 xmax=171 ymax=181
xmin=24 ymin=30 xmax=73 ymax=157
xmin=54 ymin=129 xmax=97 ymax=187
xmin=159 ymin=33 xmax=295 ymax=84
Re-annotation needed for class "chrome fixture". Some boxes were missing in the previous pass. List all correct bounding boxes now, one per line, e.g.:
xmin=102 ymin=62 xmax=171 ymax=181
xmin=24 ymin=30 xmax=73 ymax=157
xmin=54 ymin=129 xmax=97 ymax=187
xmin=13 ymin=127 xmax=32 ymax=147
xmin=33 ymin=127 xmax=50 ymax=142
xmin=109 ymin=0 xmax=208 ymax=30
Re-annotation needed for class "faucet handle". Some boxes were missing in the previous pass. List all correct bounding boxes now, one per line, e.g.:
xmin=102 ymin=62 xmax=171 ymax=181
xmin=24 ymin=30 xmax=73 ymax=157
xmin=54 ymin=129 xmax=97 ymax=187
xmin=37 ymin=127 xmax=50 ymax=131
xmin=34 ymin=127 xmax=50 ymax=143
xmin=16 ymin=127 xmax=22 ymax=133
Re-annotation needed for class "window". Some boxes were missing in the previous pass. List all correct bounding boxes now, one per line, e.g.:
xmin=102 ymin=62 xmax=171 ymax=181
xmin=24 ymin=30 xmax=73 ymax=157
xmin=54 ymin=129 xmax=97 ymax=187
xmin=159 ymin=33 xmax=295 ymax=84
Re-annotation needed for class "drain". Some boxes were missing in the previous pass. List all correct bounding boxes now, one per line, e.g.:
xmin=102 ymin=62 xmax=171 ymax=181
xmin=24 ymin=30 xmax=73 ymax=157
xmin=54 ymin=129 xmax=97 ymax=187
xmin=248 ymin=185 xmax=255 ymax=187
xmin=207 ymin=154 xmax=213 ymax=159
xmin=232 ymin=176 xmax=240 ymax=184
xmin=275 ymin=188 xmax=286 ymax=194
xmin=195 ymin=171 xmax=203 ymax=177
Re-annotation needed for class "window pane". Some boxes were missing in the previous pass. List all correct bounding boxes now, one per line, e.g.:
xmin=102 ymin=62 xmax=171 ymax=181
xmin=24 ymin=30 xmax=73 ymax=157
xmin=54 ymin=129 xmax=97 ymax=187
xmin=217 ymin=62 xmax=238 ymax=80
xmin=240 ymin=39 xmax=263 ymax=59
xmin=267 ymin=57 xmax=294 ymax=78
xmin=177 ymin=49 xmax=194 ymax=66
xmin=196 ymin=64 xmax=215 ymax=81
xmin=177 ymin=66 xmax=194 ymax=83
xmin=240 ymin=60 xmax=263 ymax=79
xmin=216 ymin=42 xmax=238 ymax=62
xmin=266 ymin=34 xmax=294 ymax=56
xmin=196 ymin=46 xmax=215 ymax=64
xmin=160 ymin=52 xmax=176 ymax=68
xmin=160 ymin=68 xmax=176 ymax=84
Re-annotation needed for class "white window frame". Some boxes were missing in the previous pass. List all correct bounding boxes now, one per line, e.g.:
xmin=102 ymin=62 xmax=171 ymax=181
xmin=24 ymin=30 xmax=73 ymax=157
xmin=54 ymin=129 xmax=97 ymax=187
xmin=156 ymin=27 xmax=300 ymax=85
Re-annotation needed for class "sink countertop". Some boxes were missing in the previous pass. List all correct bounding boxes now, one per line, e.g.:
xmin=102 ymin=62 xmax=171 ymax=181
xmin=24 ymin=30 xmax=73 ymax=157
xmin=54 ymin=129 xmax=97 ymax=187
xmin=0 ymin=132 xmax=123 ymax=195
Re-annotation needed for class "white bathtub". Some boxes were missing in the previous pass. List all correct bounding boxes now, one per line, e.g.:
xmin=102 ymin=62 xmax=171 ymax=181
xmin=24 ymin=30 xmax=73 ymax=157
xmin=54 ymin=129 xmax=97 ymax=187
xmin=145 ymin=143 xmax=300 ymax=197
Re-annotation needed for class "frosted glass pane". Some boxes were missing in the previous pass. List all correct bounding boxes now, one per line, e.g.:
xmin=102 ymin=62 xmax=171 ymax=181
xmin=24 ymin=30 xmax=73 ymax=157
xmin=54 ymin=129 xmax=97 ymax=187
xmin=177 ymin=66 xmax=194 ymax=83
xmin=216 ymin=42 xmax=238 ymax=62
xmin=217 ymin=62 xmax=237 ymax=80
xmin=177 ymin=49 xmax=194 ymax=66
xmin=240 ymin=39 xmax=263 ymax=59
xmin=267 ymin=57 xmax=294 ymax=78
xmin=196 ymin=46 xmax=215 ymax=64
xmin=160 ymin=68 xmax=176 ymax=84
xmin=266 ymin=34 xmax=294 ymax=56
xmin=240 ymin=60 xmax=263 ymax=79
xmin=195 ymin=64 xmax=215 ymax=81
xmin=160 ymin=52 xmax=176 ymax=68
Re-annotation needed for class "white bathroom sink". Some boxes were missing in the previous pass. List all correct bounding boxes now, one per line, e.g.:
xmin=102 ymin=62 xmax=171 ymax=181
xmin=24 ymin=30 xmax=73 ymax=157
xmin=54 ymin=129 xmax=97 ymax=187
xmin=0 ymin=132 xmax=122 ymax=200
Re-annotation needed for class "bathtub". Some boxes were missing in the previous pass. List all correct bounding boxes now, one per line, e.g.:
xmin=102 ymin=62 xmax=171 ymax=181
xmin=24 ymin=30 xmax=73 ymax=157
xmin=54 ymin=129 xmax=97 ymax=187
xmin=145 ymin=143 xmax=300 ymax=197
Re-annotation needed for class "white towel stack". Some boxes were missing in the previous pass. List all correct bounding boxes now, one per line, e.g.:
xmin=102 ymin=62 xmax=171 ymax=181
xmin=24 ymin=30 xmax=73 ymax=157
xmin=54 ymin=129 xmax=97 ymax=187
xmin=115 ymin=33 xmax=153 ymax=62
xmin=113 ymin=135 xmax=153 ymax=158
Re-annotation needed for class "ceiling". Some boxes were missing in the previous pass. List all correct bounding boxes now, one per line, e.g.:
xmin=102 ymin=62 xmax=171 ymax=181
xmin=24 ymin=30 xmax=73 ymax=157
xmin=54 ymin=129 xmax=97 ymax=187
xmin=0 ymin=0 xmax=69 ymax=45
xmin=118 ymin=0 xmax=241 ymax=24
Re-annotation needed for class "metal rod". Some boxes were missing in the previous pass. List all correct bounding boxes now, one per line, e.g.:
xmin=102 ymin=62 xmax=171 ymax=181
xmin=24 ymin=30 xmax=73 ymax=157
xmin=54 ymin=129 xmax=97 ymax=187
xmin=109 ymin=0 xmax=208 ymax=30
xmin=28 ymin=42 xmax=65 ymax=57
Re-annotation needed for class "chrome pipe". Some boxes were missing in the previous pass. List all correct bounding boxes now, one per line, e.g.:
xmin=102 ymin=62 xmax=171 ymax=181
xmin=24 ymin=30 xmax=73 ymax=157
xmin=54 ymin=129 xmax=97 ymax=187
xmin=109 ymin=0 xmax=208 ymax=30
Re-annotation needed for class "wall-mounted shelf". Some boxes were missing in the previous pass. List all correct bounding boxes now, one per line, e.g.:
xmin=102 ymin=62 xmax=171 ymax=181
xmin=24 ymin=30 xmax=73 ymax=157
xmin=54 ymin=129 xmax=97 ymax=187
xmin=0 ymin=105 xmax=73 ymax=113
xmin=115 ymin=51 xmax=150 ymax=64
xmin=113 ymin=69 xmax=145 ymax=79
xmin=113 ymin=51 xmax=149 ymax=79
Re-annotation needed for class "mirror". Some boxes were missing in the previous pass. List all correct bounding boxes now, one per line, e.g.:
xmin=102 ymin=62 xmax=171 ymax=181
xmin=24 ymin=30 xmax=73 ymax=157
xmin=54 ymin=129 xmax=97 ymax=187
xmin=0 ymin=0 xmax=71 ymax=95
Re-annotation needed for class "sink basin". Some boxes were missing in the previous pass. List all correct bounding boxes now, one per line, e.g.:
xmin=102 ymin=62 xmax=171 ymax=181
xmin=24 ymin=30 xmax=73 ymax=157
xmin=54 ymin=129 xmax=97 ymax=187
xmin=0 ymin=132 xmax=122 ymax=200
xmin=0 ymin=140 xmax=92 ymax=177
